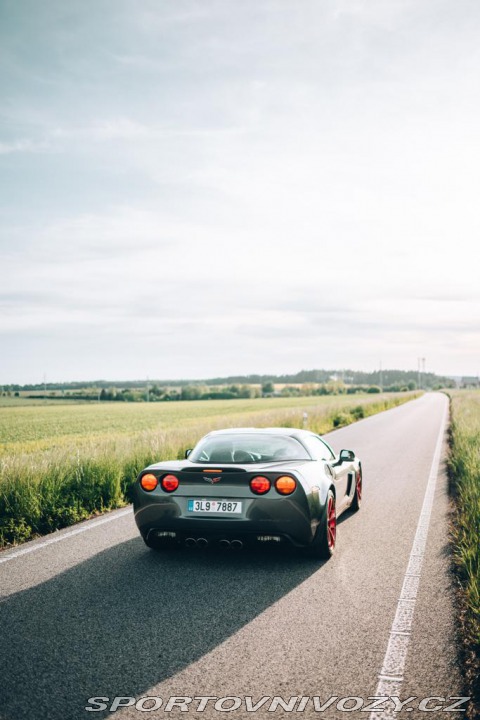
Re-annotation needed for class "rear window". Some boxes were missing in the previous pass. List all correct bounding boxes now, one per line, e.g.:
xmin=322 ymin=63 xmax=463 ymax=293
xmin=189 ymin=433 xmax=311 ymax=464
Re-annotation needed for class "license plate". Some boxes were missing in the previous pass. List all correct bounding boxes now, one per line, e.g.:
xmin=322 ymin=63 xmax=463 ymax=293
xmin=187 ymin=499 xmax=242 ymax=514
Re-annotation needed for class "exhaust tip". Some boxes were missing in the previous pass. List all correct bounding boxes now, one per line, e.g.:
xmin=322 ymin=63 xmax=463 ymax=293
xmin=185 ymin=537 xmax=197 ymax=548
xmin=197 ymin=537 xmax=208 ymax=548
xmin=230 ymin=539 xmax=243 ymax=550
xmin=219 ymin=539 xmax=231 ymax=549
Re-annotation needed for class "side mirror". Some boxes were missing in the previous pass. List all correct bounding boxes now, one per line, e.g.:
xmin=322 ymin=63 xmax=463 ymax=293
xmin=185 ymin=449 xmax=192 ymax=459
xmin=339 ymin=449 xmax=355 ymax=463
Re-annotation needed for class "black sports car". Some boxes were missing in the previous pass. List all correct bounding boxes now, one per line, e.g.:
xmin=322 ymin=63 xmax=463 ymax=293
xmin=133 ymin=427 xmax=362 ymax=559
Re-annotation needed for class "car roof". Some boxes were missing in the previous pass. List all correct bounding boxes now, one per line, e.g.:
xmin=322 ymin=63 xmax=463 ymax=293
xmin=204 ymin=427 xmax=316 ymax=438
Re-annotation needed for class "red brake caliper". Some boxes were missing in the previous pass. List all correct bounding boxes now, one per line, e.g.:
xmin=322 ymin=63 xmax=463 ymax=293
xmin=327 ymin=497 xmax=336 ymax=549
xmin=356 ymin=470 xmax=362 ymax=501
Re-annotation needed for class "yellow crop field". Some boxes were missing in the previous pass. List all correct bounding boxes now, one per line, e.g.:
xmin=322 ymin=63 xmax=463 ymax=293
xmin=0 ymin=393 xmax=410 ymax=455
xmin=0 ymin=395 xmax=361 ymax=453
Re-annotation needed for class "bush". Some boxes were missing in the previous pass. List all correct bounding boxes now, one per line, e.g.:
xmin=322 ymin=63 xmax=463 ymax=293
xmin=332 ymin=412 xmax=353 ymax=428
xmin=203 ymin=391 xmax=238 ymax=400
xmin=351 ymin=405 xmax=365 ymax=420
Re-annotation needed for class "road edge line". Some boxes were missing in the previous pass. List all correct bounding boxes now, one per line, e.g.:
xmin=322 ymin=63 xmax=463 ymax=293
xmin=369 ymin=397 xmax=449 ymax=719
xmin=0 ymin=506 xmax=132 ymax=564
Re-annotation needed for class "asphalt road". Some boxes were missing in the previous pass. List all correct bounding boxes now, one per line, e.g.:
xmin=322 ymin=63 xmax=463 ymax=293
xmin=0 ymin=393 xmax=465 ymax=719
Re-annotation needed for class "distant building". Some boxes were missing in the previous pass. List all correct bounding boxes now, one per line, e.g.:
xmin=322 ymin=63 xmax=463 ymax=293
xmin=460 ymin=376 xmax=480 ymax=388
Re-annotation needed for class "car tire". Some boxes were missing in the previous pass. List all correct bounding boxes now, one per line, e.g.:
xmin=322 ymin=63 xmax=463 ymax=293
xmin=350 ymin=465 xmax=362 ymax=512
xmin=305 ymin=489 xmax=336 ymax=560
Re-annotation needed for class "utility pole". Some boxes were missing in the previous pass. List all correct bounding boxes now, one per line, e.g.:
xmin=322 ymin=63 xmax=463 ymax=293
xmin=422 ymin=358 xmax=426 ymax=389
xmin=146 ymin=376 xmax=150 ymax=403
xmin=417 ymin=358 xmax=421 ymax=390
xmin=379 ymin=360 xmax=383 ymax=392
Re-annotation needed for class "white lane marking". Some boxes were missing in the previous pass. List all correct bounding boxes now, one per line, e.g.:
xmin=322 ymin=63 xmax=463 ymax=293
xmin=369 ymin=400 xmax=448 ymax=719
xmin=0 ymin=507 xmax=132 ymax=564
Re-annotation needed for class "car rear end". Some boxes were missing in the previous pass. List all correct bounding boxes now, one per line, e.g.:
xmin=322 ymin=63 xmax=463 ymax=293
xmin=133 ymin=462 xmax=317 ymax=550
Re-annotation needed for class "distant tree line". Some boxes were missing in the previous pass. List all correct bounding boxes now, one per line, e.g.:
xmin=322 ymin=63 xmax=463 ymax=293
xmin=2 ymin=368 xmax=455 ymax=404
xmin=3 ymin=367 xmax=455 ymax=395
xmin=203 ymin=369 xmax=454 ymax=389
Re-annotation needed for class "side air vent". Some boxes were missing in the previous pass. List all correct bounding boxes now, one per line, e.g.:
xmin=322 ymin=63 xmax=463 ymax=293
xmin=346 ymin=472 xmax=354 ymax=496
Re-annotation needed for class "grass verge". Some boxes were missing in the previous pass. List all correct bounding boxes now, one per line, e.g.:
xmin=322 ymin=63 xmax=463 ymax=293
xmin=446 ymin=391 xmax=480 ymax=719
xmin=0 ymin=392 xmax=419 ymax=548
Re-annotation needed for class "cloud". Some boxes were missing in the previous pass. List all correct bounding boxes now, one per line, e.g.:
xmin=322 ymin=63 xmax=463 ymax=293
xmin=51 ymin=117 xmax=149 ymax=142
xmin=0 ymin=139 xmax=49 ymax=155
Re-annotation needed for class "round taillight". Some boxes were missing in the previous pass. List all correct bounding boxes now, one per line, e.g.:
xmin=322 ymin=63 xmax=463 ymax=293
xmin=275 ymin=476 xmax=296 ymax=495
xmin=250 ymin=476 xmax=271 ymax=495
xmin=161 ymin=474 xmax=179 ymax=492
xmin=140 ymin=473 xmax=158 ymax=491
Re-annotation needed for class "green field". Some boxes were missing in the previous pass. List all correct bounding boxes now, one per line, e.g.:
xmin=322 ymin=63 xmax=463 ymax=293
xmin=0 ymin=392 xmax=418 ymax=547
xmin=447 ymin=390 xmax=480 ymax=713
xmin=0 ymin=393 xmax=419 ymax=457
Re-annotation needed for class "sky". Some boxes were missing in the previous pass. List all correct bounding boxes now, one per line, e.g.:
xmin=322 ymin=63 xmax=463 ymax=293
xmin=1 ymin=0 xmax=479 ymax=384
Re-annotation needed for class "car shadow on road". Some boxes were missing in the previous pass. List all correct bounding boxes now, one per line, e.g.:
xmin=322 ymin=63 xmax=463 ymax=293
xmin=0 ymin=538 xmax=324 ymax=720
